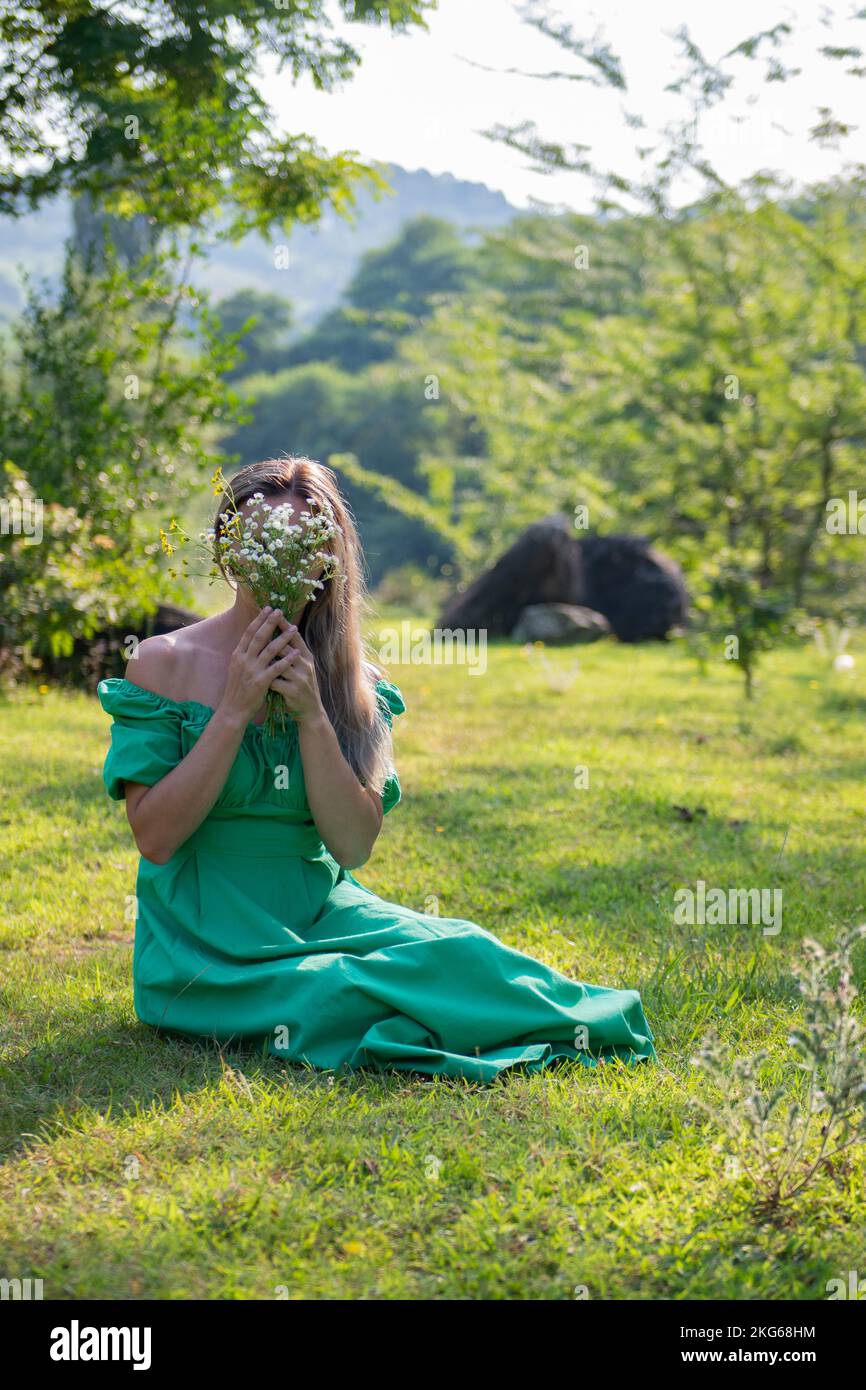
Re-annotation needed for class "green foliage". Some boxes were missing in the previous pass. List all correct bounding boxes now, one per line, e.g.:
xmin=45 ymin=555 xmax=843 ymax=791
xmin=333 ymin=451 xmax=477 ymax=567
xmin=693 ymin=928 xmax=866 ymax=1211
xmin=268 ymin=15 xmax=863 ymax=620
xmin=0 ymin=239 xmax=245 ymax=670
xmin=348 ymin=215 xmax=479 ymax=317
xmin=704 ymin=556 xmax=793 ymax=699
xmin=218 ymin=178 xmax=866 ymax=614
xmin=0 ymin=1 xmax=435 ymax=235
xmin=214 ymin=290 xmax=294 ymax=381
xmin=370 ymin=183 xmax=866 ymax=599
xmin=222 ymin=357 xmax=467 ymax=584
xmin=370 ymin=561 xmax=450 ymax=613
xmin=285 ymin=216 xmax=480 ymax=373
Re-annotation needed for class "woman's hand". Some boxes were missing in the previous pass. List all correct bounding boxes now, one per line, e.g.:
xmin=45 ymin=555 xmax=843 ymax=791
xmin=269 ymin=624 xmax=325 ymax=726
xmin=217 ymin=606 xmax=296 ymax=728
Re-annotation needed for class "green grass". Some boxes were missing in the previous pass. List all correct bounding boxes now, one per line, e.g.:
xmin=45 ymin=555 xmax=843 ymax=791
xmin=2 ymin=627 xmax=866 ymax=1299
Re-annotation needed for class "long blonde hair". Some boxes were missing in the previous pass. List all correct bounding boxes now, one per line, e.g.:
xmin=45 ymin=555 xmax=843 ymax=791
xmin=213 ymin=456 xmax=394 ymax=795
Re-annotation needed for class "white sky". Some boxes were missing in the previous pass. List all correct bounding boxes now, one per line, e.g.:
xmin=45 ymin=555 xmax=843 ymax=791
xmin=262 ymin=0 xmax=866 ymax=210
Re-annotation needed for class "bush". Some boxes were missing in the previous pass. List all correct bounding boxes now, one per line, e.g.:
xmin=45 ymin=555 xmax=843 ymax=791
xmin=0 ymin=238 xmax=245 ymax=679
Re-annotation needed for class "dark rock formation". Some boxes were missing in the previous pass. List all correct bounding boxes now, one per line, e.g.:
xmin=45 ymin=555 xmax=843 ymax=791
xmin=438 ymin=515 xmax=688 ymax=642
xmin=439 ymin=515 xmax=584 ymax=637
xmin=579 ymin=535 xmax=689 ymax=642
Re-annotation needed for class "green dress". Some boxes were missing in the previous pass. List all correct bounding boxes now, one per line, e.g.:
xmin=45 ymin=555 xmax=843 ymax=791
xmin=97 ymin=676 xmax=655 ymax=1083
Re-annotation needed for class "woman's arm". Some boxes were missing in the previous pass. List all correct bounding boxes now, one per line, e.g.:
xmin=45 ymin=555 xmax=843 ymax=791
xmin=269 ymin=627 xmax=385 ymax=869
xmin=296 ymin=710 xmax=383 ymax=869
xmin=124 ymin=608 xmax=296 ymax=864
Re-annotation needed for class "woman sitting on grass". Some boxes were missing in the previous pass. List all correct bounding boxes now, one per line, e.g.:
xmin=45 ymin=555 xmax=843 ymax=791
xmin=97 ymin=456 xmax=655 ymax=1082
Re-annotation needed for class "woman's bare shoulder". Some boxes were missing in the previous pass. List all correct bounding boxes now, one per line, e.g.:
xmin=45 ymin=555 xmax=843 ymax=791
xmin=125 ymin=620 xmax=215 ymax=702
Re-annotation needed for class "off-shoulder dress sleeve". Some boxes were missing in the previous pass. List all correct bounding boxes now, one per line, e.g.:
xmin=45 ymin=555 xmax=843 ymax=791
xmin=97 ymin=678 xmax=184 ymax=801
xmin=374 ymin=677 xmax=406 ymax=816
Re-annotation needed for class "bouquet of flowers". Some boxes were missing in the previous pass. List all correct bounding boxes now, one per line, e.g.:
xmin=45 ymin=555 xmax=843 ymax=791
xmin=161 ymin=469 xmax=343 ymax=736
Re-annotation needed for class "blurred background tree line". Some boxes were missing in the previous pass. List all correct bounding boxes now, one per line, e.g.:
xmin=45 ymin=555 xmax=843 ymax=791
xmin=1 ymin=1 xmax=865 ymax=683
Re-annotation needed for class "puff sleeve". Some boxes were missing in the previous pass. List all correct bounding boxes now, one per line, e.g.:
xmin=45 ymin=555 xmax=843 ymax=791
xmin=97 ymin=678 xmax=184 ymax=801
xmin=374 ymin=677 xmax=406 ymax=816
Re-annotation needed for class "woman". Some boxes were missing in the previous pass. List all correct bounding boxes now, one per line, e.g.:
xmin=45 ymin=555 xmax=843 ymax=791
xmin=98 ymin=456 xmax=655 ymax=1082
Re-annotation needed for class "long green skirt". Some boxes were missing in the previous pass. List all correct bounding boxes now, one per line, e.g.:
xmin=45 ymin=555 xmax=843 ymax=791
xmin=98 ymin=675 xmax=655 ymax=1083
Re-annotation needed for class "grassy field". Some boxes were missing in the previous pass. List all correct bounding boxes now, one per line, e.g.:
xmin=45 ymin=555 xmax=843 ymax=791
xmin=1 ymin=623 xmax=865 ymax=1300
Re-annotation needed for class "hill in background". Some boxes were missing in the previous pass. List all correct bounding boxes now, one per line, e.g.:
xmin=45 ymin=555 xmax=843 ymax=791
xmin=0 ymin=164 xmax=517 ymax=332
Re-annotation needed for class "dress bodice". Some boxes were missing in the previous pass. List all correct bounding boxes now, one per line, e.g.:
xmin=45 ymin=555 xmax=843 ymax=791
xmin=96 ymin=674 xmax=406 ymax=821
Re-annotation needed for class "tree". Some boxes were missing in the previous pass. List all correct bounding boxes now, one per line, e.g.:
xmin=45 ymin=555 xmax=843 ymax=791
xmin=338 ymin=9 xmax=866 ymax=618
xmin=482 ymin=8 xmax=866 ymax=610
xmin=284 ymin=216 xmax=481 ymax=373
xmin=0 ymin=0 xmax=439 ymax=673
xmin=73 ymin=189 xmax=159 ymax=270
xmin=706 ymin=557 xmax=792 ymax=699
xmin=0 ymin=239 xmax=244 ymax=668
xmin=215 ymin=290 xmax=294 ymax=380
xmin=0 ymin=1 xmax=435 ymax=235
